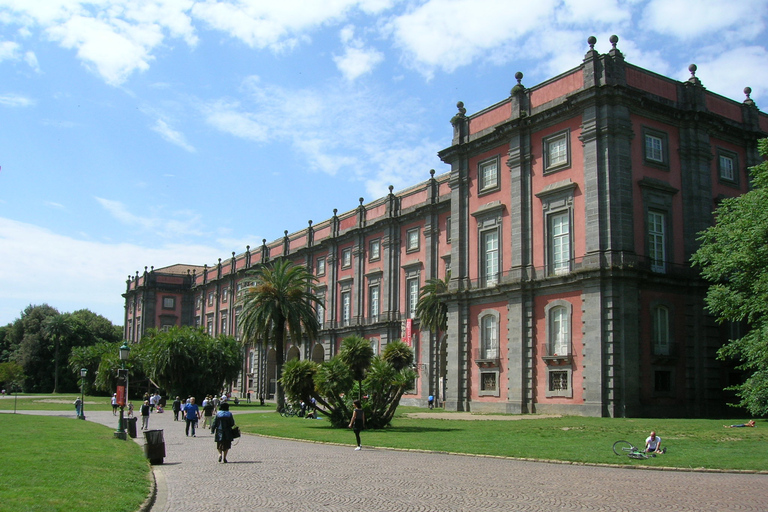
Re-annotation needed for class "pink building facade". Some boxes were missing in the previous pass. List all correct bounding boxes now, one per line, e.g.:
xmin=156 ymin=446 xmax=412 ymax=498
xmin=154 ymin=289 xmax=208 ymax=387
xmin=124 ymin=36 xmax=767 ymax=417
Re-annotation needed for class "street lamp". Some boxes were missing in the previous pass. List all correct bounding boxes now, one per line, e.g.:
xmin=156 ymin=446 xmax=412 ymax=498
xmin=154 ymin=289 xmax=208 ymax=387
xmin=79 ymin=368 xmax=87 ymax=420
xmin=115 ymin=341 xmax=130 ymax=440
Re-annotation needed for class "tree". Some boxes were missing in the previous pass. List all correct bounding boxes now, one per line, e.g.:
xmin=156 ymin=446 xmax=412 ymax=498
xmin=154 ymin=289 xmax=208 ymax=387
xmin=135 ymin=327 xmax=242 ymax=400
xmin=282 ymin=338 xmax=417 ymax=428
xmin=0 ymin=361 xmax=25 ymax=392
xmin=43 ymin=314 xmax=74 ymax=393
xmin=339 ymin=335 xmax=373 ymax=401
xmin=416 ymin=273 xmax=450 ymax=400
xmin=691 ymin=138 xmax=768 ymax=416
xmin=238 ymin=259 xmax=320 ymax=411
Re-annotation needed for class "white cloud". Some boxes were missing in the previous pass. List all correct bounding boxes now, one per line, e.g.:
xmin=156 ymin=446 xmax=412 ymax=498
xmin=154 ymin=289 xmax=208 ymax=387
xmin=642 ymin=0 xmax=768 ymax=41
xmin=691 ymin=46 xmax=768 ymax=101
xmin=387 ymin=0 xmax=559 ymax=76
xmin=95 ymin=197 xmax=207 ymax=239
xmin=151 ymin=118 xmax=196 ymax=152
xmin=0 ymin=216 xmax=224 ymax=325
xmin=0 ymin=93 xmax=34 ymax=107
xmin=0 ymin=40 xmax=19 ymax=60
xmin=333 ymin=24 xmax=384 ymax=80
xmin=200 ymin=99 xmax=270 ymax=142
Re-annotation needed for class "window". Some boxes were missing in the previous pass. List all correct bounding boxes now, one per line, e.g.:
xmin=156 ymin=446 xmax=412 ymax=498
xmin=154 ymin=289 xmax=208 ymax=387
xmin=162 ymin=296 xmax=175 ymax=309
xmin=480 ymin=314 xmax=498 ymax=359
xmin=479 ymin=158 xmax=499 ymax=192
xmin=369 ymin=285 xmax=380 ymax=321
xmin=549 ymin=211 xmax=571 ymax=275
xmin=481 ymin=372 xmax=497 ymax=392
xmin=221 ymin=311 xmax=228 ymax=334
xmin=370 ymin=338 xmax=379 ymax=356
xmin=717 ymin=149 xmax=738 ymax=184
xmin=369 ymin=239 xmax=381 ymax=261
xmin=316 ymin=295 xmax=325 ymax=328
xmin=446 ymin=216 xmax=452 ymax=242
xmin=549 ymin=371 xmax=569 ymax=393
xmin=648 ymin=211 xmax=666 ymax=273
xmin=406 ymin=277 xmax=419 ymax=319
xmin=654 ymin=370 xmax=672 ymax=393
xmin=549 ymin=306 xmax=570 ymax=356
xmin=207 ymin=292 xmax=214 ymax=307
xmin=481 ymin=229 xmax=499 ymax=286
xmin=653 ymin=306 xmax=670 ymax=355
xmin=196 ymin=297 xmax=201 ymax=310
xmin=206 ymin=315 xmax=213 ymax=335
xmin=222 ymin=288 xmax=228 ymax=303
xmin=316 ymin=257 xmax=326 ymax=276
xmin=161 ymin=324 xmax=172 ymax=332
xmin=341 ymin=248 xmax=352 ymax=269
xmin=544 ymin=131 xmax=569 ymax=171
xmin=406 ymin=228 xmax=420 ymax=252
xmin=643 ymin=128 xmax=669 ymax=167
xmin=341 ymin=291 xmax=351 ymax=326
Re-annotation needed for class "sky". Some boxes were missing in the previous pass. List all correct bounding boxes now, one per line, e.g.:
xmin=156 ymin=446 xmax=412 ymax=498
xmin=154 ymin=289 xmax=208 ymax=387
xmin=1 ymin=0 xmax=768 ymax=328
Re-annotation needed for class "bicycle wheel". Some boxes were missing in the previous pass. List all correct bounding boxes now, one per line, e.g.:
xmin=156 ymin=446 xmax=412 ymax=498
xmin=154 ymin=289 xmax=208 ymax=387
xmin=612 ymin=440 xmax=634 ymax=456
xmin=629 ymin=451 xmax=651 ymax=459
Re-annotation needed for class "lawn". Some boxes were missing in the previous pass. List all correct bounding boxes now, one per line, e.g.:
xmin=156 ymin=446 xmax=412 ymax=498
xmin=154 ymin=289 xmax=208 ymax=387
xmin=235 ymin=407 xmax=768 ymax=472
xmin=0 ymin=414 xmax=151 ymax=512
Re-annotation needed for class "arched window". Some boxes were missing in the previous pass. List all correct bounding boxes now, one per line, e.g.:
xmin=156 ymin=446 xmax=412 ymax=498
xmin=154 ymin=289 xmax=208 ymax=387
xmin=549 ymin=305 xmax=570 ymax=356
xmin=481 ymin=314 xmax=498 ymax=359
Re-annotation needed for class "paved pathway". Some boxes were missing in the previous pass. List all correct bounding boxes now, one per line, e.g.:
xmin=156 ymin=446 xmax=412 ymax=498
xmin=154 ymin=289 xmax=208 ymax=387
xmin=11 ymin=408 xmax=768 ymax=512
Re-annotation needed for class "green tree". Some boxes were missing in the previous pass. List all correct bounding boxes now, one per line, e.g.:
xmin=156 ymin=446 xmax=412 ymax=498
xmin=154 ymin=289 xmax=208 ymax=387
xmin=692 ymin=138 xmax=768 ymax=416
xmin=135 ymin=327 xmax=242 ymax=400
xmin=339 ymin=335 xmax=374 ymax=401
xmin=0 ymin=361 xmax=25 ymax=392
xmin=10 ymin=304 xmax=60 ymax=392
xmin=416 ymin=273 xmax=450 ymax=399
xmin=43 ymin=314 xmax=74 ymax=393
xmin=238 ymin=259 xmax=320 ymax=411
xmin=282 ymin=338 xmax=417 ymax=428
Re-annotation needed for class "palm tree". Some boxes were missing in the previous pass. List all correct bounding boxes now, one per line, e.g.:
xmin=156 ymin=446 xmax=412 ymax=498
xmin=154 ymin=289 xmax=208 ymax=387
xmin=43 ymin=315 xmax=74 ymax=393
xmin=238 ymin=259 xmax=320 ymax=411
xmin=416 ymin=273 xmax=450 ymax=401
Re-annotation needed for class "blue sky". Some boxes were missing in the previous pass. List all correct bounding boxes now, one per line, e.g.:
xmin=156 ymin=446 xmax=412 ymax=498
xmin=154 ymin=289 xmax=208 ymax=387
xmin=1 ymin=0 xmax=767 ymax=327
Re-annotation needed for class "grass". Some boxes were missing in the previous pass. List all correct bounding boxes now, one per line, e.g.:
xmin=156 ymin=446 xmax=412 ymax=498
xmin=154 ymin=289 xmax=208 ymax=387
xmin=0 ymin=394 xmax=272 ymax=412
xmin=0 ymin=414 xmax=151 ymax=512
xmin=236 ymin=407 xmax=768 ymax=472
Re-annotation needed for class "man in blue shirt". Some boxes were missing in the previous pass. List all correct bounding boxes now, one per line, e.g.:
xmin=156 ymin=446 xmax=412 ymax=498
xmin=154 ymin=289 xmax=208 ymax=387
xmin=183 ymin=396 xmax=201 ymax=437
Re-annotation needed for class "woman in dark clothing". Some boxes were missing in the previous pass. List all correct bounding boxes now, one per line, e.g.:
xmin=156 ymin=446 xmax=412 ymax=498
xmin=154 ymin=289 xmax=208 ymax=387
xmin=211 ymin=401 xmax=236 ymax=463
xmin=348 ymin=399 xmax=365 ymax=450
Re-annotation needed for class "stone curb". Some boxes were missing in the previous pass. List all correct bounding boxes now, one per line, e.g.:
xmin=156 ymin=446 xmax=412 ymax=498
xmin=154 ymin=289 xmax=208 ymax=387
xmin=247 ymin=432 xmax=768 ymax=475
xmin=137 ymin=469 xmax=157 ymax=512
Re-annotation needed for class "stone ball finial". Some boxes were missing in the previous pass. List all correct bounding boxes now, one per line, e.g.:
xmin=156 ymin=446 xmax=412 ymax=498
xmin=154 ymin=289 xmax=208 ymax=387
xmin=745 ymin=86 xmax=752 ymax=98
xmin=333 ymin=208 xmax=338 ymax=215
xmin=359 ymin=197 xmax=364 ymax=205
xmin=511 ymin=71 xmax=525 ymax=96
xmin=609 ymin=35 xmax=618 ymax=49
xmin=284 ymin=230 xmax=288 ymax=236
xmin=588 ymin=36 xmax=597 ymax=49
xmin=262 ymin=239 xmax=266 ymax=244
xmin=232 ymin=251 xmax=235 ymax=257
xmin=246 ymin=245 xmax=250 ymax=251
xmin=515 ymin=71 xmax=523 ymax=82
xmin=456 ymin=101 xmax=466 ymax=115
xmin=430 ymin=169 xmax=435 ymax=177
xmin=689 ymin=63 xmax=697 ymax=76
xmin=389 ymin=185 xmax=394 ymax=193
xmin=308 ymin=220 xmax=312 ymax=226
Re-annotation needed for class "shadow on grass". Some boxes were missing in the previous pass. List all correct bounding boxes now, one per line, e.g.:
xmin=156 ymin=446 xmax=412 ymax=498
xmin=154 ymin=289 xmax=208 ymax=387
xmin=375 ymin=425 xmax=463 ymax=434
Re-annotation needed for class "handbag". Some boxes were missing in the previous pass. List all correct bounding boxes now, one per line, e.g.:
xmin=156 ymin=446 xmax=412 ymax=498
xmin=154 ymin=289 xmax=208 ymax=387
xmin=232 ymin=426 xmax=241 ymax=438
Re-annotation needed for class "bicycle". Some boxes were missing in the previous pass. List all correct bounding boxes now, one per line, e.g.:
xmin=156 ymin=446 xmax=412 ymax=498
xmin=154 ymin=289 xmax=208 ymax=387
xmin=280 ymin=403 xmax=298 ymax=417
xmin=612 ymin=440 xmax=654 ymax=459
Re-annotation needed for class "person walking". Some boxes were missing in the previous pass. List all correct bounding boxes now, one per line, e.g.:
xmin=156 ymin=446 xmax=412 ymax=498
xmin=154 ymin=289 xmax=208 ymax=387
xmin=348 ymin=399 xmax=365 ymax=451
xmin=74 ymin=397 xmax=82 ymax=417
xmin=140 ymin=400 xmax=151 ymax=430
xmin=172 ymin=396 xmax=181 ymax=421
xmin=211 ymin=401 xmax=236 ymax=463
xmin=203 ymin=396 xmax=215 ymax=428
xmin=183 ymin=397 xmax=201 ymax=437
xmin=111 ymin=393 xmax=118 ymax=416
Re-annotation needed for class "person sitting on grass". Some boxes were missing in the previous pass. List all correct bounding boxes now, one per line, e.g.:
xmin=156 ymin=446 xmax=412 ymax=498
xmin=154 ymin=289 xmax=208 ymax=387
xmin=645 ymin=431 xmax=665 ymax=454
xmin=725 ymin=420 xmax=756 ymax=428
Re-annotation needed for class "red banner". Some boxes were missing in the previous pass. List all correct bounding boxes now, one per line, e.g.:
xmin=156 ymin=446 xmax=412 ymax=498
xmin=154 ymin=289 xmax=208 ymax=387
xmin=405 ymin=318 xmax=412 ymax=346
xmin=116 ymin=386 xmax=126 ymax=407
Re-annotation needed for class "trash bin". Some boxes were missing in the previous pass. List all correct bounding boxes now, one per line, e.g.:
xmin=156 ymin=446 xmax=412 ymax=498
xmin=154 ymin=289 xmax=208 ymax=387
xmin=143 ymin=429 xmax=165 ymax=465
xmin=127 ymin=417 xmax=138 ymax=439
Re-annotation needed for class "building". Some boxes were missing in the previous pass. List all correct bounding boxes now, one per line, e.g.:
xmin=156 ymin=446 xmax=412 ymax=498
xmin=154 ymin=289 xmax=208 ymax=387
xmin=124 ymin=35 xmax=768 ymax=417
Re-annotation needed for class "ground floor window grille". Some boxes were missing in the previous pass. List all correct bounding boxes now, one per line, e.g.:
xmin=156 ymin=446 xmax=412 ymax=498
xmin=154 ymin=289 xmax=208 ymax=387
xmin=549 ymin=371 xmax=568 ymax=392
xmin=481 ymin=372 xmax=497 ymax=392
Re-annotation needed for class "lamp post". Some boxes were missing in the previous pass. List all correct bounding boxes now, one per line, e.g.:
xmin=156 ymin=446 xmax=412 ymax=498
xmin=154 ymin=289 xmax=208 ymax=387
xmin=114 ymin=341 xmax=130 ymax=440
xmin=79 ymin=368 xmax=87 ymax=420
